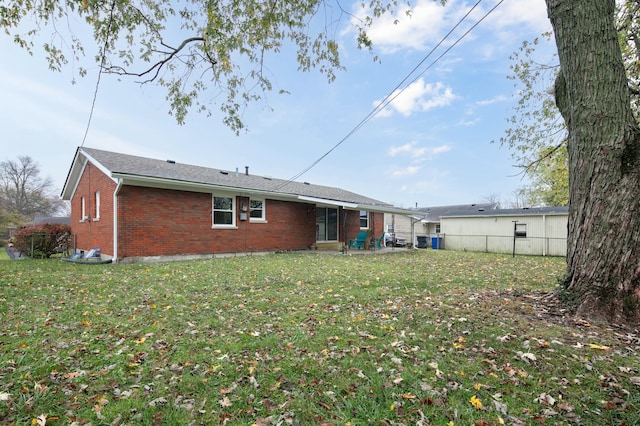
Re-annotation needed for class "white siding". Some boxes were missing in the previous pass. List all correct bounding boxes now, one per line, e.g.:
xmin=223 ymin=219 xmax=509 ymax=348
xmin=441 ymin=213 xmax=567 ymax=256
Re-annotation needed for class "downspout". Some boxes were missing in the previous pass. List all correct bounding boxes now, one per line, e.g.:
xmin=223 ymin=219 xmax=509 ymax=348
xmin=113 ymin=179 xmax=123 ymax=262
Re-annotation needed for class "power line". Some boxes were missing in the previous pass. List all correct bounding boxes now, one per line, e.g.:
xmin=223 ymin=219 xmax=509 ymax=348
xmin=81 ymin=0 xmax=118 ymax=147
xmin=276 ymin=0 xmax=505 ymax=190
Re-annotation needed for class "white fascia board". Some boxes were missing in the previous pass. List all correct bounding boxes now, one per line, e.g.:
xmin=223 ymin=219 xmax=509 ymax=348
xmin=297 ymin=195 xmax=359 ymax=209
xmin=358 ymin=205 xmax=418 ymax=215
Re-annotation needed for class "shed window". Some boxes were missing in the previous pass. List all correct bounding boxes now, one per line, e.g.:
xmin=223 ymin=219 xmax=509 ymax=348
xmin=515 ymin=223 xmax=527 ymax=238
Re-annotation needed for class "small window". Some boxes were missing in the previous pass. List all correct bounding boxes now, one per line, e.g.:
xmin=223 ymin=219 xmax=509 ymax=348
xmin=515 ymin=223 xmax=527 ymax=238
xmin=249 ymin=199 xmax=265 ymax=221
xmin=81 ymin=196 xmax=86 ymax=221
xmin=435 ymin=223 xmax=441 ymax=234
xmin=360 ymin=210 xmax=369 ymax=229
xmin=94 ymin=191 xmax=101 ymax=220
xmin=212 ymin=195 xmax=235 ymax=227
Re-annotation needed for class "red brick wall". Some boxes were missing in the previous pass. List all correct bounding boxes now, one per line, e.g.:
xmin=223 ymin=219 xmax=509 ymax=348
xmin=116 ymin=186 xmax=318 ymax=258
xmin=70 ymin=164 xmax=388 ymax=260
xmin=343 ymin=210 xmax=384 ymax=243
xmin=70 ymin=163 xmax=116 ymax=256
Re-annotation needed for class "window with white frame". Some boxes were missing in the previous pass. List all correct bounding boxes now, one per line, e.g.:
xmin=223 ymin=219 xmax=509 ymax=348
xmin=359 ymin=210 xmax=369 ymax=229
xmin=94 ymin=191 xmax=101 ymax=220
xmin=212 ymin=195 xmax=235 ymax=227
xmin=81 ymin=196 xmax=86 ymax=221
xmin=435 ymin=223 xmax=441 ymax=234
xmin=249 ymin=199 xmax=265 ymax=221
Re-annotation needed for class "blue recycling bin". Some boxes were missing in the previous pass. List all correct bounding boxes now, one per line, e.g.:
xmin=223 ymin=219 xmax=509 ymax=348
xmin=431 ymin=236 xmax=443 ymax=249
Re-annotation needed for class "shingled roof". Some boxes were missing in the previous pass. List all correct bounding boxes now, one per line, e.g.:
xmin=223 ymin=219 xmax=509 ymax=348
xmin=412 ymin=203 xmax=500 ymax=222
xmin=62 ymin=147 xmax=410 ymax=214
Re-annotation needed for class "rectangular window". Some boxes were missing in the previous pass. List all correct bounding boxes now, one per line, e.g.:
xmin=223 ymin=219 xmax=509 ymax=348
xmin=435 ymin=223 xmax=441 ymax=234
xmin=515 ymin=223 xmax=527 ymax=238
xmin=359 ymin=210 xmax=369 ymax=229
xmin=81 ymin=196 xmax=86 ymax=221
xmin=212 ymin=195 xmax=235 ymax=227
xmin=94 ymin=191 xmax=101 ymax=220
xmin=249 ymin=199 xmax=265 ymax=221
xmin=316 ymin=207 xmax=338 ymax=241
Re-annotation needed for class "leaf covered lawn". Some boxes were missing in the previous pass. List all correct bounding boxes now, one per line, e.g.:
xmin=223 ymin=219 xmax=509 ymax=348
xmin=0 ymin=250 xmax=638 ymax=425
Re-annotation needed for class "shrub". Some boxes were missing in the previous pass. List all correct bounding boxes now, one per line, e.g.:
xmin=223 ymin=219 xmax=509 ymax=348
xmin=13 ymin=223 xmax=71 ymax=259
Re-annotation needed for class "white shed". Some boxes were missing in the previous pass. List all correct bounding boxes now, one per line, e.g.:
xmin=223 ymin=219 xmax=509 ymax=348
xmin=440 ymin=206 xmax=568 ymax=257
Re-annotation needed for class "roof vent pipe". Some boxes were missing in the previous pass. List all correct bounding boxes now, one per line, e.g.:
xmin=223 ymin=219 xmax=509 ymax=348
xmin=245 ymin=166 xmax=249 ymax=176
xmin=235 ymin=167 xmax=239 ymax=177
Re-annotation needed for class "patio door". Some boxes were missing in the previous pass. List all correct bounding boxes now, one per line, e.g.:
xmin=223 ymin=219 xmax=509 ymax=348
xmin=316 ymin=207 xmax=338 ymax=241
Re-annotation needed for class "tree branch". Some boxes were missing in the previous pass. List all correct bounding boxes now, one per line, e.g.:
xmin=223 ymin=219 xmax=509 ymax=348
xmin=103 ymin=36 xmax=212 ymax=83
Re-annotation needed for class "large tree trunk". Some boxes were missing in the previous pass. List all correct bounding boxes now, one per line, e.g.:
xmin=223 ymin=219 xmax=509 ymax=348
xmin=546 ymin=0 xmax=640 ymax=324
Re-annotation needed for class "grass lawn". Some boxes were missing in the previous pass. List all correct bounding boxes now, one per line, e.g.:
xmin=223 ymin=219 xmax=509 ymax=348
xmin=0 ymin=250 xmax=638 ymax=425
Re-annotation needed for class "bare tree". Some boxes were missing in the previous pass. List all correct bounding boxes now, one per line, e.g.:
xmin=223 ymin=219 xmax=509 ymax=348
xmin=0 ymin=156 xmax=65 ymax=222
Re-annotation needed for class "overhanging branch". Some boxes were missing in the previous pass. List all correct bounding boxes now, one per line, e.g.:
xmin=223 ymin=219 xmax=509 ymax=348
xmin=102 ymin=36 xmax=214 ymax=83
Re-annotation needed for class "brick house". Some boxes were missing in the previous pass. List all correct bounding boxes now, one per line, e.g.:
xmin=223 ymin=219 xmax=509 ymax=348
xmin=61 ymin=147 xmax=409 ymax=262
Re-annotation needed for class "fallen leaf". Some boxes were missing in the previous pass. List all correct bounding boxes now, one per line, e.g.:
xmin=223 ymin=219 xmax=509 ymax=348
xmin=630 ymin=377 xmax=640 ymax=386
xmin=535 ymin=393 xmax=556 ymax=406
xmin=588 ymin=344 xmax=610 ymax=350
xmin=148 ymin=397 xmax=168 ymax=407
xmin=470 ymin=395 xmax=483 ymax=409
xmin=0 ymin=392 xmax=10 ymax=401
xmin=219 ymin=397 xmax=232 ymax=407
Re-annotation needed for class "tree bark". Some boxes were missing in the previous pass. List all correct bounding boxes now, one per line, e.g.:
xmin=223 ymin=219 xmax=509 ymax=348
xmin=546 ymin=0 xmax=640 ymax=324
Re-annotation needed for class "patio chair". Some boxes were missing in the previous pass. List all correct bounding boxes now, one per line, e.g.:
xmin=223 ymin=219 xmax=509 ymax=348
xmin=348 ymin=231 xmax=369 ymax=250
xmin=370 ymin=235 xmax=385 ymax=250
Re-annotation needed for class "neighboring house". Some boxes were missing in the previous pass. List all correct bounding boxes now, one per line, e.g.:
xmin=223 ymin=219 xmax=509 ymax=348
xmin=31 ymin=216 xmax=71 ymax=226
xmin=384 ymin=203 xmax=499 ymax=248
xmin=61 ymin=147 xmax=410 ymax=262
xmin=440 ymin=206 xmax=569 ymax=256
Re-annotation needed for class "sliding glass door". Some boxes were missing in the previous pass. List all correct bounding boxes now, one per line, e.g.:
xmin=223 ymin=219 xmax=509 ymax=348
xmin=316 ymin=207 xmax=338 ymax=241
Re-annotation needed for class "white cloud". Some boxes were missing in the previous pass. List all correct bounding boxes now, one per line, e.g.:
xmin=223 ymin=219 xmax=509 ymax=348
xmin=476 ymin=95 xmax=508 ymax=106
xmin=429 ymin=145 xmax=451 ymax=156
xmin=388 ymin=141 xmax=451 ymax=162
xmin=388 ymin=141 xmax=426 ymax=158
xmin=375 ymin=79 xmax=456 ymax=117
xmin=349 ymin=0 xmax=550 ymax=55
xmin=390 ymin=165 xmax=422 ymax=177
xmin=457 ymin=118 xmax=479 ymax=127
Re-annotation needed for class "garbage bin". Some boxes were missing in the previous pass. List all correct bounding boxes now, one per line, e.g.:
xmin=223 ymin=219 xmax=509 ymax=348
xmin=431 ymin=236 xmax=443 ymax=250
xmin=417 ymin=236 xmax=428 ymax=248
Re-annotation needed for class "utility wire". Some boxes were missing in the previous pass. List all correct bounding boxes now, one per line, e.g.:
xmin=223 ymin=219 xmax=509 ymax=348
xmin=81 ymin=0 xmax=118 ymax=147
xmin=276 ymin=0 xmax=504 ymax=189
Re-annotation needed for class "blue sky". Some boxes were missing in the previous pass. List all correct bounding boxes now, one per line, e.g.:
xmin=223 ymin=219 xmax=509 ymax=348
xmin=0 ymin=0 xmax=555 ymax=208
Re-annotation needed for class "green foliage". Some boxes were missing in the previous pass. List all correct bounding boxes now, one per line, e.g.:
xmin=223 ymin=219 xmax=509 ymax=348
xmin=518 ymin=144 xmax=569 ymax=207
xmin=12 ymin=223 xmax=71 ymax=258
xmin=502 ymin=3 xmax=640 ymax=205
xmin=0 ymin=0 xmax=413 ymax=133
xmin=0 ymin=251 xmax=638 ymax=425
